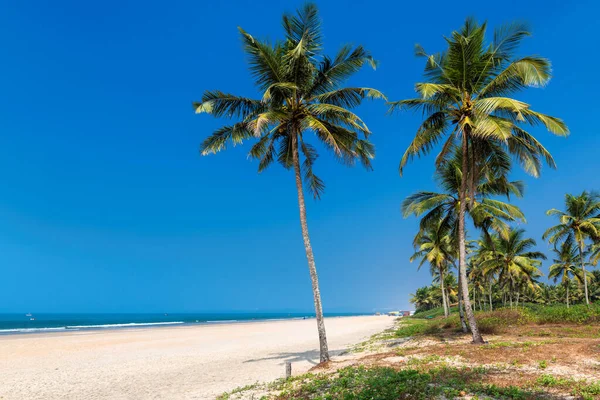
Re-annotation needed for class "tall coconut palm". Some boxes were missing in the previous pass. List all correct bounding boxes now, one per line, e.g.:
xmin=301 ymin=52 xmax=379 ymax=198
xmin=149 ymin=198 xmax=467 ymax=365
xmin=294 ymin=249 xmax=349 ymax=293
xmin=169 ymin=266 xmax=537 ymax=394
xmin=472 ymin=235 xmax=500 ymax=311
xmin=543 ymin=192 xmax=600 ymax=306
xmin=478 ymin=229 xmax=545 ymax=307
xmin=410 ymin=222 xmax=454 ymax=317
xmin=548 ymin=238 xmax=584 ymax=307
xmin=403 ymin=145 xmax=525 ymax=237
xmin=590 ymin=242 xmax=600 ymax=268
xmin=193 ymin=4 xmax=384 ymax=362
xmin=404 ymin=145 xmax=524 ymax=327
xmin=391 ymin=19 xmax=568 ymax=342
xmin=434 ymin=270 xmax=459 ymax=313
xmin=410 ymin=286 xmax=439 ymax=312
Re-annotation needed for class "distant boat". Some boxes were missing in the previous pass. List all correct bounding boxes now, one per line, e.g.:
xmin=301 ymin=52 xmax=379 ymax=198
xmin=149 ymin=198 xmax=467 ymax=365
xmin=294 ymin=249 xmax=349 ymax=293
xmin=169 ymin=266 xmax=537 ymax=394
xmin=29 ymin=318 xmax=35 ymax=321
xmin=25 ymin=313 xmax=32 ymax=317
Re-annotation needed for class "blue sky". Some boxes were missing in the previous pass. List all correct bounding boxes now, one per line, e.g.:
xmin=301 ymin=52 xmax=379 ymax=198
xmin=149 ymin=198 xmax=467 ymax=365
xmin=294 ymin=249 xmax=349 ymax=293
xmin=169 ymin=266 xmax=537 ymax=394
xmin=0 ymin=0 xmax=598 ymax=313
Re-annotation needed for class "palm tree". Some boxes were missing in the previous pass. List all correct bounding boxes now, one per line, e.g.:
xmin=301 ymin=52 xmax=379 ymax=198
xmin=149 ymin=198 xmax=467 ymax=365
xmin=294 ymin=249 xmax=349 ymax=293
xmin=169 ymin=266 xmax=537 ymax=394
xmin=391 ymin=19 xmax=568 ymax=343
xmin=410 ymin=222 xmax=454 ymax=317
xmin=590 ymin=242 xmax=600 ymax=268
xmin=193 ymin=4 xmax=384 ymax=362
xmin=435 ymin=270 xmax=459 ymax=313
xmin=478 ymin=229 xmax=545 ymax=307
xmin=548 ymin=238 xmax=584 ymax=307
xmin=544 ymin=192 xmax=600 ymax=305
xmin=403 ymin=146 xmax=524 ymax=327
xmin=472 ymin=236 xmax=499 ymax=311
xmin=410 ymin=286 xmax=439 ymax=312
xmin=402 ymin=145 xmax=525 ymax=241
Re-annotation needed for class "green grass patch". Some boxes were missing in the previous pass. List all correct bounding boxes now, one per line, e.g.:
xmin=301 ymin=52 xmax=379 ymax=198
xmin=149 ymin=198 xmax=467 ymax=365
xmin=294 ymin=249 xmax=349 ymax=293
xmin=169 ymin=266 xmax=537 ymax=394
xmin=216 ymin=382 xmax=260 ymax=400
xmin=537 ymin=374 xmax=600 ymax=399
xmin=412 ymin=306 xmax=459 ymax=319
xmin=395 ymin=304 xmax=600 ymax=340
xmin=275 ymin=365 xmax=548 ymax=399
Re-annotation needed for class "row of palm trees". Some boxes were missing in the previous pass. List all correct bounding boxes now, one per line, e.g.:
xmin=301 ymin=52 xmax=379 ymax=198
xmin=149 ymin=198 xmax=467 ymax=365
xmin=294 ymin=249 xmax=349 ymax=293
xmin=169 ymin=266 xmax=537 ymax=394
xmin=194 ymin=3 xmax=572 ymax=358
xmin=411 ymin=274 xmax=600 ymax=314
xmin=410 ymin=196 xmax=600 ymax=316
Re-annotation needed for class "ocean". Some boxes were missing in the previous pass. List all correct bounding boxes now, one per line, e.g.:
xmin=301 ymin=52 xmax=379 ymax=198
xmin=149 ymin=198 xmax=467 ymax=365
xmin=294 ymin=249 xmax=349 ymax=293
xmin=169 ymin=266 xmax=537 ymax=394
xmin=0 ymin=312 xmax=368 ymax=334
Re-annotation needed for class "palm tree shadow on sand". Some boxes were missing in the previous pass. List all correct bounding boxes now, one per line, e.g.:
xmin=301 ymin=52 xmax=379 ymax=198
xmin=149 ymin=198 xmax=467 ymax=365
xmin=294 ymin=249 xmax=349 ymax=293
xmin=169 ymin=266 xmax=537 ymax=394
xmin=243 ymin=348 xmax=347 ymax=366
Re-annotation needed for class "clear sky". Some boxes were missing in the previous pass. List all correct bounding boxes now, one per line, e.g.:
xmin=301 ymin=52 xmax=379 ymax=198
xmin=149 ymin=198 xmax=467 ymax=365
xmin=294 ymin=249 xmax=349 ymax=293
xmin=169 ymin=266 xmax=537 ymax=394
xmin=0 ymin=0 xmax=598 ymax=313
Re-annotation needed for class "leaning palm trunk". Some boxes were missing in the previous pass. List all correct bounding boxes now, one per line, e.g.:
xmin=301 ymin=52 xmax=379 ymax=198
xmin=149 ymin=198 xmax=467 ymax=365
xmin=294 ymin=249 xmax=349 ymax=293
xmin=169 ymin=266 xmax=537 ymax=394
xmin=579 ymin=241 xmax=590 ymax=306
xmin=291 ymin=133 xmax=330 ymax=363
xmin=458 ymin=265 xmax=468 ymax=332
xmin=440 ymin=268 xmax=449 ymax=318
xmin=458 ymin=135 xmax=485 ymax=343
xmin=488 ymin=280 xmax=493 ymax=312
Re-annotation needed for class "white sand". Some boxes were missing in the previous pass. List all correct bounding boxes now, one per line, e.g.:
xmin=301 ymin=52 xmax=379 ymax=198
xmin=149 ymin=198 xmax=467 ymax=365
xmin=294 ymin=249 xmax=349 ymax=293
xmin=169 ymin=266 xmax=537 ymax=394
xmin=0 ymin=316 xmax=393 ymax=400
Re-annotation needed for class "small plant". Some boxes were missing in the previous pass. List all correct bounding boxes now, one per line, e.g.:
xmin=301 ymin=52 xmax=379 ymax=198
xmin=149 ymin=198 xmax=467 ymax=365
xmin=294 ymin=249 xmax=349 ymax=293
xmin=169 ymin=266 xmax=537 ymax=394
xmin=538 ymin=360 xmax=548 ymax=369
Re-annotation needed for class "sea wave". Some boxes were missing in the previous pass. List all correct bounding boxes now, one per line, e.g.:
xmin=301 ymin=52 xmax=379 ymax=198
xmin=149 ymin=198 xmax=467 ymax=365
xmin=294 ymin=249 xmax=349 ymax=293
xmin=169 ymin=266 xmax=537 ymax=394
xmin=0 ymin=321 xmax=185 ymax=333
xmin=0 ymin=327 xmax=69 ymax=333
xmin=205 ymin=320 xmax=238 ymax=323
xmin=65 ymin=321 xmax=185 ymax=329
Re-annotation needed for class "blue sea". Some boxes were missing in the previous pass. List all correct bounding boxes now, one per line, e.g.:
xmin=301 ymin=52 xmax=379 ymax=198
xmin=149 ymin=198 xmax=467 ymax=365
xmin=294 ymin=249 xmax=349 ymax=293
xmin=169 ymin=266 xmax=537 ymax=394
xmin=0 ymin=312 xmax=368 ymax=334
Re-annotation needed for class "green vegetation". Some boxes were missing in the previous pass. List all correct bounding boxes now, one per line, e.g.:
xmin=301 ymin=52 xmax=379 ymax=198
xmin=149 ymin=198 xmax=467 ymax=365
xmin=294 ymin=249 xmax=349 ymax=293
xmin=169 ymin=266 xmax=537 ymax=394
xmin=413 ymin=306 xmax=459 ymax=319
xmin=268 ymin=357 xmax=600 ymax=399
xmin=544 ymin=192 xmax=600 ymax=305
xmin=198 ymin=5 xmax=600 ymax=399
xmin=216 ymin=383 xmax=261 ymax=400
xmin=275 ymin=366 xmax=542 ymax=399
xmin=398 ymin=304 xmax=600 ymax=338
xmin=537 ymin=374 xmax=600 ymax=399
xmin=393 ymin=17 xmax=568 ymax=343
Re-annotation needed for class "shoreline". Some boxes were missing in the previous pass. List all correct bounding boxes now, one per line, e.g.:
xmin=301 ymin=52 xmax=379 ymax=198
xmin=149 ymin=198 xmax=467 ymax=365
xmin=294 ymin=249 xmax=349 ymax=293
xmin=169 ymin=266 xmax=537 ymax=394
xmin=0 ymin=315 xmax=393 ymax=399
xmin=0 ymin=313 xmax=375 ymax=336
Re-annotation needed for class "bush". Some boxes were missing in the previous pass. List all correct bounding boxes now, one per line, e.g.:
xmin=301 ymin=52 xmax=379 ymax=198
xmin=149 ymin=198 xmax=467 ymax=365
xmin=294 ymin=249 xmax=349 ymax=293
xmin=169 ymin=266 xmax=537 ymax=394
xmin=397 ymin=305 xmax=600 ymax=340
xmin=395 ymin=319 xmax=432 ymax=337
xmin=525 ymin=304 xmax=600 ymax=324
xmin=280 ymin=367 xmax=436 ymax=399
xmin=412 ymin=306 xmax=459 ymax=319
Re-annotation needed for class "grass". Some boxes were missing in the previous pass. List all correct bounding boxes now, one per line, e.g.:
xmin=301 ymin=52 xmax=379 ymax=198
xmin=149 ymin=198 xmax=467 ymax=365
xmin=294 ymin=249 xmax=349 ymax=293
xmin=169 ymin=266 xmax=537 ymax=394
xmin=276 ymin=365 xmax=600 ymax=399
xmin=537 ymin=374 xmax=600 ymax=399
xmin=395 ymin=304 xmax=600 ymax=340
xmin=219 ymin=304 xmax=600 ymax=399
xmin=412 ymin=306 xmax=459 ymax=319
xmin=350 ymin=326 xmax=398 ymax=353
xmin=274 ymin=366 xmax=544 ymax=399
xmin=216 ymin=383 xmax=260 ymax=400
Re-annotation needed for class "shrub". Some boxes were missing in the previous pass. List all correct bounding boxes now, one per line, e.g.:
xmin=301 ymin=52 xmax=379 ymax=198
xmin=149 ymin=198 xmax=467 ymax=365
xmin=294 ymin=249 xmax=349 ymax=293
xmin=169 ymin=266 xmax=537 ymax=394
xmin=280 ymin=367 xmax=436 ymax=399
xmin=526 ymin=304 xmax=600 ymax=324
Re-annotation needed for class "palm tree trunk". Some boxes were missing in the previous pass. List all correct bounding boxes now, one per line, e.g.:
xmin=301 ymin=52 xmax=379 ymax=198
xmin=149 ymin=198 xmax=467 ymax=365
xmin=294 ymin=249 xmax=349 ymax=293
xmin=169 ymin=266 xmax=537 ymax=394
xmin=566 ymin=283 xmax=569 ymax=308
xmin=579 ymin=240 xmax=590 ymax=306
xmin=458 ymin=272 xmax=468 ymax=332
xmin=291 ymin=133 xmax=330 ymax=363
xmin=458 ymin=133 xmax=484 ymax=343
xmin=440 ymin=268 xmax=449 ymax=318
xmin=488 ymin=280 xmax=493 ymax=312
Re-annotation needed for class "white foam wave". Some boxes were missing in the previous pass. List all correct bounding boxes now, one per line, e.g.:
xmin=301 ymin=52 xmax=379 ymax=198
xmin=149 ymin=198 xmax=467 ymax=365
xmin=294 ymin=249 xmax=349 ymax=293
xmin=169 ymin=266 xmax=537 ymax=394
xmin=0 ymin=327 xmax=69 ymax=333
xmin=205 ymin=320 xmax=238 ymax=323
xmin=65 ymin=321 xmax=185 ymax=329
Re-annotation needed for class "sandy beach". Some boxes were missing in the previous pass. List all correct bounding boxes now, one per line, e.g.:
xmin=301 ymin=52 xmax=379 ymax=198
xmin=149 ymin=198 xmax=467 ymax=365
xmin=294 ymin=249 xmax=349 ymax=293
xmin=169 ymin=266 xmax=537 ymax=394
xmin=0 ymin=315 xmax=393 ymax=400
